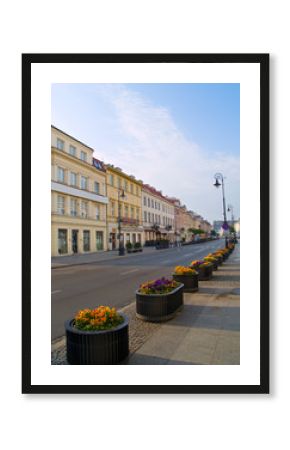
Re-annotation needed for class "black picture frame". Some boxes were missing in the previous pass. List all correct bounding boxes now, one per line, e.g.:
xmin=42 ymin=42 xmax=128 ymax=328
xmin=22 ymin=53 xmax=269 ymax=394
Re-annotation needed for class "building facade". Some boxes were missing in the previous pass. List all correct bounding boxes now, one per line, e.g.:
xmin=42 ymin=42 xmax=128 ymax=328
xmin=106 ymin=165 xmax=143 ymax=250
xmin=142 ymin=185 xmax=175 ymax=242
xmin=51 ymin=126 xmax=108 ymax=257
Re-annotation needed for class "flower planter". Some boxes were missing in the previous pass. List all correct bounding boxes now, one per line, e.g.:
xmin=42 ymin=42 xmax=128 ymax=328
xmin=136 ymin=283 xmax=184 ymax=322
xmin=172 ymin=273 xmax=198 ymax=292
xmin=214 ymin=255 xmax=223 ymax=265
xmin=211 ymin=260 xmax=218 ymax=271
xmin=65 ymin=312 xmax=129 ymax=365
xmin=197 ymin=264 xmax=213 ymax=281
xmin=155 ymin=240 xmax=169 ymax=250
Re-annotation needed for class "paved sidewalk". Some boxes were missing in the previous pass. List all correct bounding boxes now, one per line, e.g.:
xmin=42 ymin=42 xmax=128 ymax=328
xmin=128 ymin=246 xmax=240 ymax=365
xmin=52 ymin=244 xmax=240 ymax=365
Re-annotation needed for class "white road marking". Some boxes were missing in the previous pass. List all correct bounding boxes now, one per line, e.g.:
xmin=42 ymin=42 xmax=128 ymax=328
xmin=51 ymin=290 xmax=62 ymax=295
xmin=120 ymin=268 xmax=139 ymax=276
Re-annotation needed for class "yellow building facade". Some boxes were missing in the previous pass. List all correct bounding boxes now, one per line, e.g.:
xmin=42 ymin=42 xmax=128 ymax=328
xmin=106 ymin=165 xmax=143 ymax=250
xmin=51 ymin=126 xmax=108 ymax=256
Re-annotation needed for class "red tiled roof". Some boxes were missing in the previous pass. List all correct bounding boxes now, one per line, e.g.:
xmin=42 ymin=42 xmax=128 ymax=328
xmin=143 ymin=184 xmax=175 ymax=204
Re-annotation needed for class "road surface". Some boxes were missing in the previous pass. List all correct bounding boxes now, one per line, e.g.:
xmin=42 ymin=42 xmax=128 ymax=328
xmin=51 ymin=240 xmax=223 ymax=339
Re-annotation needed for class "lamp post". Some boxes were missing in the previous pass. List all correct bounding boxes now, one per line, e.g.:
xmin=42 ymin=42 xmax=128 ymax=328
xmin=213 ymin=173 xmax=229 ymax=248
xmin=118 ymin=189 xmax=126 ymax=256
xmin=227 ymin=204 xmax=236 ymax=242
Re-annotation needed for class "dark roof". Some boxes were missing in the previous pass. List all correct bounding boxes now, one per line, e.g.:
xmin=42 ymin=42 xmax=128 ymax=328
xmin=93 ymin=158 xmax=106 ymax=172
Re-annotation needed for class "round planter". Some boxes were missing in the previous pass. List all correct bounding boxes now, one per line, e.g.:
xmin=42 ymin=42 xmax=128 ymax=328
xmin=205 ymin=260 xmax=218 ymax=270
xmin=65 ymin=312 xmax=129 ymax=365
xmin=212 ymin=260 xmax=218 ymax=270
xmin=213 ymin=255 xmax=223 ymax=265
xmin=172 ymin=273 xmax=198 ymax=292
xmin=197 ymin=264 xmax=213 ymax=281
xmin=136 ymin=283 xmax=184 ymax=322
xmin=217 ymin=255 xmax=223 ymax=265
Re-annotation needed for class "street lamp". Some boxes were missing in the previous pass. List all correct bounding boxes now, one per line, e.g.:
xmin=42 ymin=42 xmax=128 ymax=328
xmin=213 ymin=172 xmax=229 ymax=247
xmin=227 ymin=204 xmax=236 ymax=242
xmin=118 ymin=189 xmax=126 ymax=256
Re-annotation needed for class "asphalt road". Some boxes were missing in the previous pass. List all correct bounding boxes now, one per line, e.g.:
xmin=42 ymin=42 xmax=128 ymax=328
xmin=51 ymin=240 xmax=223 ymax=339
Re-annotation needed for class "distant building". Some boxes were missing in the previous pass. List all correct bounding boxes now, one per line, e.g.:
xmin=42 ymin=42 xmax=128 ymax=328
xmin=142 ymin=185 xmax=175 ymax=242
xmin=106 ymin=165 xmax=143 ymax=250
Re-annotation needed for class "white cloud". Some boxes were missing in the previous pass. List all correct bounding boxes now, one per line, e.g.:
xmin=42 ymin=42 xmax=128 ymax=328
xmin=94 ymin=84 xmax=240 ymax=223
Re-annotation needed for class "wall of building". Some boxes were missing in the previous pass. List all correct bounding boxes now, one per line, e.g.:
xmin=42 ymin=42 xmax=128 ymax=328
xmin=142 ymin=189 xmax=175 ymax=242
xmin=51 ymin=127 xmax=108 ymax=256
xmin=106 ymin=167 xmax=143 ymax=249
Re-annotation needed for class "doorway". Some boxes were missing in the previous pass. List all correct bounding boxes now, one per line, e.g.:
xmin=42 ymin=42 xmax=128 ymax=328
xmin=72 ymin=230 xmax=78 ymax=253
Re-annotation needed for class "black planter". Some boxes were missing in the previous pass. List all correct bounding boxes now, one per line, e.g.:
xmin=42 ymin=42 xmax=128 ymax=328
xmin=172 ymin=273 xmax=198 ymax=292
xmin=136 ymin=283 xmax=184 ymax=322
xmin=155 ymin=240 xmax=169 ymax=250
xmin=197 ymin=264 xmax=213 ymax=281
xmin=214 ymin=255 xmax=223 ymax=265
xmin=210 ymin=260 xmax=218 ymax=271
xmin=65 ymin=312 xmax=129 ymax=365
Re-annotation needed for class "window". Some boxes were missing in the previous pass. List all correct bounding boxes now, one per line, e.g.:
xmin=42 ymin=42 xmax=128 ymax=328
xmin=118 ymin=177 xmax=122 ymax=188
xmin=148 ymin=212 xmax=151 ymax=223
xmin=58 ymin=229 xmax=67 ymax=254
xmin=143 ymin=196 xmax=146 ymax=206
xmin=70 ymin=172 xmax=77 ymax=186
xmin=147 ymin=198 xmax=150 ymax=207
xmin=81 ymin=201 xmax=88 ymax=218
xmin=124 ymin=180 xmax=128 ymax=191
xmin=109 ymin=174 xmax=114 ymax=186
xmin=111 ymin=201 xmax=115 ymax=217
xmin=94 ymin=181 xmax=100 ymax=194
xmin=155 ymin=201 xmax=157 ymax=209
xmin=56 ymin=138 xmax=64 ymax=151
xmin=69 ymin=145 xmax=76 ymax=156
xmin=151 ymin=199 xmax=154 ymax=208
xmin=81 ymin=176 xmax=87 ymax=190
xmin=96 ymin=205 xmax=100 ymax=221
xmin=144 ymin=211 xmax=147 ymax=222
xmin=80 ymin=151 xmax=87 ymax=162
xmin=70 ymin=198 xmax=77 ymax=216
xmin=96 ymin=231 xmax=104 ymax=251
xmin=57 ymin=167 xmax=65 ymax=183
xmin=163 ymin=216 xmax=165 ymax=225
xmin=131 ymin=207 xmax=134 ymax=218
xmin=57 ymin=196 xmax=65 ymax=215
xmin=125 ymin=206 xmax=129 ymax=217
xmin=130 ymin=183 xmax=134 ymax=194
xmin=83 ymin=230 xmax=90 ymax=252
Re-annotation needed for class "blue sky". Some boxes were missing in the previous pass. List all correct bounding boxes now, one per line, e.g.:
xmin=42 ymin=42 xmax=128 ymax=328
xmin=52 ymin=83 xmax=240 ymax=223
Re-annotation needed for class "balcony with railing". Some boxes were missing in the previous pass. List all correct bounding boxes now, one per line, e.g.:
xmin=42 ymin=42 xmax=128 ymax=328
xmin=120 ymin=217 xmax=142 ymax=227
xmin=51 ymin=210 xmax=106 ymax=223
